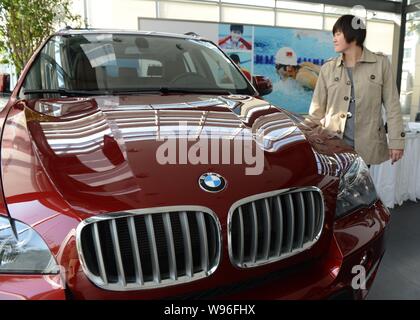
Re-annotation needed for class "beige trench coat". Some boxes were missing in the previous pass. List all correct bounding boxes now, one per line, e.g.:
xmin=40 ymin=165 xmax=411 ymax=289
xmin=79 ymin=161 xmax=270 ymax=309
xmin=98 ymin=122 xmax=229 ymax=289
xmin=306 ymin=47 xmax=405 ymax=165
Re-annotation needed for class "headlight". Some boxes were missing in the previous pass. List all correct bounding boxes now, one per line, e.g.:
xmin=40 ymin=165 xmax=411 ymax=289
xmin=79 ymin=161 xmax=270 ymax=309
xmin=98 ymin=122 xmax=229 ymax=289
xmin=335 ymin=157 xmax=378 ymax=219
xmin=0 ymin=216 xmax=59 ymax=274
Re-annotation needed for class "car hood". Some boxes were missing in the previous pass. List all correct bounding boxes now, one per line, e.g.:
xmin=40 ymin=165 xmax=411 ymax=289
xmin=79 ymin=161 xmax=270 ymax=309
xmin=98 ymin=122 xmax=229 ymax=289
xmin=2 ymin=94 xmax=356 ymax=225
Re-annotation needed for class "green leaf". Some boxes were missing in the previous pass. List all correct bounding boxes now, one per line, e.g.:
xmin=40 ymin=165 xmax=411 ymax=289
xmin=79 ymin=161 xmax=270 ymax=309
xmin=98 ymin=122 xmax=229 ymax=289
xmin=0 ymin=0 xmax=81 ymax=75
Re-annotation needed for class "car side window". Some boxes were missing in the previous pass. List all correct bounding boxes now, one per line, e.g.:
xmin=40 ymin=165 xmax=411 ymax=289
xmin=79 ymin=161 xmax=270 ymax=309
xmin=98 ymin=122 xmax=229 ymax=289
xmin=19 ymin=37 xmax=70 ymax=99
xmin=201 ymin=50 xmax=235 ymax=88
xmin=139 ymin=59 xmax=163 ymax=78
xmin=182 ymin=52 xmax=197 ymax=73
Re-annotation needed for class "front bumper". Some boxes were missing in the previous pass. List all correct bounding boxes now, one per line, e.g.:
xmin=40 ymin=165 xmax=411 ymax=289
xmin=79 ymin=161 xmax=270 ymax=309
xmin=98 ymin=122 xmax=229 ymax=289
xmin=0 ymin=200 xmax=389 ymax=300
xmin=0 ymin=274 xmax=65 ymax=300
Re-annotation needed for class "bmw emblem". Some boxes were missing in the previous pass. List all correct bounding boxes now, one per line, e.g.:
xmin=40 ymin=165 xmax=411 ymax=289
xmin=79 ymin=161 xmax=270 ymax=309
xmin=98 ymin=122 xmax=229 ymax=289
xmin=199 ymin=172 xmax=226 ymax=193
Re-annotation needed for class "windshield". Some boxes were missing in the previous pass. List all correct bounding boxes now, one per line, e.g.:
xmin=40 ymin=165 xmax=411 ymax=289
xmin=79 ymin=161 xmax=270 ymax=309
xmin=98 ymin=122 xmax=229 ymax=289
xmin=20 ymin=33 xmax=254 ymax=98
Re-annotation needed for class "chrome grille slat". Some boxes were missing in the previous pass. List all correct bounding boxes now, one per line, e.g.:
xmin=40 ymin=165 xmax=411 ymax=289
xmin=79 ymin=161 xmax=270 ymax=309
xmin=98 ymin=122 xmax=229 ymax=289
xmin=127 ymin=216 xmax=144 ymax=285
xmin=145 ymin=215 xmax=161 ymax=284
xmin=92 ymin=223 xmax=108 ymax=284
xmin=315 ymin=193 xmax=323 ymax=232
xmin=273 ymin=196 xmax=283 ymax=256
xmin=296 ymin=193 xmax=306 ymax=248
xmin=77 ymin=207 xmax=221 ymax=291
xmin=250 ymin=202 xmax=259 ymax=263
xmin=229 ymin=188 xmax=324 ymax=268
xmin=262 ymin=199 xmax=271 ymax=260
xmin=196 ymin=212 xmax=209 ymax=273
xmin=180 ymin=211 xmax=194 ymax=278
xmin=285 ymin=194 xmax=295 ymax=253
xmin=308 ymin=192 xmax=316 ymax=241
xmin=237 ymin=207 xmax=245 ymax=265
xmin=162 ymin=213 xmax=177 ymax=280
xmin=109 ymin=219 xmax=126 ymax=286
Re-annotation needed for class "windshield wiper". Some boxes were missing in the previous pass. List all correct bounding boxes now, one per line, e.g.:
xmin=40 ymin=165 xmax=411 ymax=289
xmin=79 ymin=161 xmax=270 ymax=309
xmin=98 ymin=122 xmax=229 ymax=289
xmin=23 ymin=88 xmax=109 ymax=96
xmin=110 ymin=87 xmax=233 ymax=95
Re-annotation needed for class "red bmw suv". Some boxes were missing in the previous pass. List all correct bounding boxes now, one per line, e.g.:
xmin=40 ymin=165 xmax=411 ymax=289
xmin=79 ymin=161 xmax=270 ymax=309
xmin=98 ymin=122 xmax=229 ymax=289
xmin=0 ymin=29 xmax=389 ymax=300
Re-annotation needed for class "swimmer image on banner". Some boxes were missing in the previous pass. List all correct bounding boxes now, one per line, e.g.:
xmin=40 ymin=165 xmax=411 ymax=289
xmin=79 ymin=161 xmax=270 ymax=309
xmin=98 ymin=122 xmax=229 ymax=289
xmin=219 ymin=24 xmax=253 ymax=51
xmin=216 ymin=22 xmax=335 ymax=114
xmin=253 ymin=27 xmax=336 ymax=113
xmin=275 ymin=47 xmax=320 ymax=90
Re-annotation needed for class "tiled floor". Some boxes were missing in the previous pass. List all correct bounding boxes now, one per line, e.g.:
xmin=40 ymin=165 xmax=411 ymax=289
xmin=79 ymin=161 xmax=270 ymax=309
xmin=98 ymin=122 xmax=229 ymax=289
xmin=368 ymin=200 xmax=420 ymax=299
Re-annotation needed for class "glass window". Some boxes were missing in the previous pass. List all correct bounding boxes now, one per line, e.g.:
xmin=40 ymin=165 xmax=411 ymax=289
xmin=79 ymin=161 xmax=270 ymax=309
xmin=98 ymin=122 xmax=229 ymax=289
xmin=138 ymin=59 xmax=163 ymax=77
xmin=182 ymin=52 xmax=197 ymax=73
xmin=21 ymin=37 xmax=68 ymax=92
xmin=404 ymin=48 xmax=412 ymax=60
xmin=201 ymin=50 xmax=237 ymax=89
xmin=159 ymin=0 xmax=219 ymax=22
xmin=324 ymin=15 xmax=340 ymax=31
xmin=276 ymin=11 xmax=323 ymax=29
xmin=367 ymin=10 xmax=400 ymax=23
xmin=21 ymin=33 xmax=252 ymax=98
xmin=365 ymin=21 xmax=394 ymax=55
xmin=88 ymin=0 xmax=156 ymax=30
xmin=276 ymin=1 xmax=323 ymax=13
xmin=135 ymin=0 xmax=156 ymax=18
xmin=223 ymin=0 xmax=275 ymax=7
xmin=222 ymin=5 xmax=275 ymax=25
xmin=401 ymin=16 xmax=420 ymax=122
xmin=324 ymin=5 xmax=355 ymax=16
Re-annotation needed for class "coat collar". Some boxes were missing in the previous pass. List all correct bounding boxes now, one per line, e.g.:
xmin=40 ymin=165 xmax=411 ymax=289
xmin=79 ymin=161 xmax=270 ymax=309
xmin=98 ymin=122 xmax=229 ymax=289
xmin=335 ymin=46 xmax=377 ymax=67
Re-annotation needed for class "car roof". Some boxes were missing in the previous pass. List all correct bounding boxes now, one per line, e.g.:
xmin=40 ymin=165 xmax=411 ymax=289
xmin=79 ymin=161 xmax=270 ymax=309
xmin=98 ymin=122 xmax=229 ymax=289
xmin=55 ymin=28 xmax=208 ymax=41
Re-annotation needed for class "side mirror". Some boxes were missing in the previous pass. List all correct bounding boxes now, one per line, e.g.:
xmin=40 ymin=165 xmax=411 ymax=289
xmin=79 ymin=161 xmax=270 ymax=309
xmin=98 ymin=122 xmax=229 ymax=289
xmin=252 ymin=75 xmax=273 ymax=96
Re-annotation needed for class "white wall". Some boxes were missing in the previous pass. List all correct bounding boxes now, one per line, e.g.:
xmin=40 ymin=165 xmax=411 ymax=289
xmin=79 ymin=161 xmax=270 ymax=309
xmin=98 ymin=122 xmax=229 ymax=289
xmin=139 ymin=19 xmax=219 ymax=41
xmin=76 ymin=0 xmax=156 ymax=30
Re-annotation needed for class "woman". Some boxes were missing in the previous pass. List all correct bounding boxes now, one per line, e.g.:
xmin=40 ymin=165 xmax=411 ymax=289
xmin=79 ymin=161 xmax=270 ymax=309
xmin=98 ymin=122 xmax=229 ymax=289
xmin=307 ymin=14 xmax=404 ymax=165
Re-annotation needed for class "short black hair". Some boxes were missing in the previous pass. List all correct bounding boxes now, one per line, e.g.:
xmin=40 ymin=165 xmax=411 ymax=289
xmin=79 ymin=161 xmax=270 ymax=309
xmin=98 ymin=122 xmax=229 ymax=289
xmin=230 ymin=24 xmax=244 ymax=33
xmin=230 ymin=54 xmax=240 ymax=64
xmin=332 ymin=14 xmax=366 ymax=47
